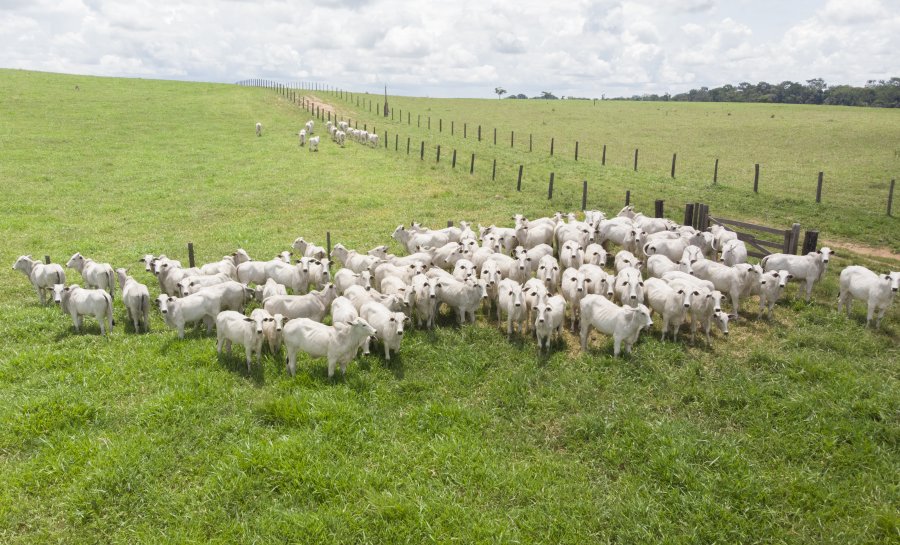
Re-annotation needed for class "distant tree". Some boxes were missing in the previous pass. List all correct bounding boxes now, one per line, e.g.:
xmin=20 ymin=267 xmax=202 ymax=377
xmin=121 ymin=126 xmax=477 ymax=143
xmin=494 ymin=87 xmax=507 ymax=99
xmin=537 ymin=91 xmax=558 ymax=100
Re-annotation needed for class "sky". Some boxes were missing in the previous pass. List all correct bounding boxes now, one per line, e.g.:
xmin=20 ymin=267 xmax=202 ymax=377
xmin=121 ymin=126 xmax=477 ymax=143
xmin=1 ymin=0 xmax=898 ymax=98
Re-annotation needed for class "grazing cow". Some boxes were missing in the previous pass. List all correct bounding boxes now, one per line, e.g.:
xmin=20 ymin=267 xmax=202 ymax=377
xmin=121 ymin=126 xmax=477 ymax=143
xmin=116 ymin=268 xmax=150 ymax=332
xmin=12 ymin=255 xmax=66 ymax=305
xmin=838 ymin=266 xmax=900 ymax=328
xmin=579 ymin=294 xmax=653 ymax=356
xmin=760 ymin=248 xmax=833 ymax=302
xmin=66 ymin=252 xmax=115 ymax=300
xmin=53 ymin=284 xmax=114 ymax=335
xmin=282 ymin=317 xmax=376 ymax=378
xmin=216 ymin=311 xmax=266 ymax=371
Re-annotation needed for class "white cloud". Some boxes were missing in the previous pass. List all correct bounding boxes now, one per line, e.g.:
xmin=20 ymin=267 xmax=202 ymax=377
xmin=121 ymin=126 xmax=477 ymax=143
xmin=0 ymin=0 xmax=896 ymax=98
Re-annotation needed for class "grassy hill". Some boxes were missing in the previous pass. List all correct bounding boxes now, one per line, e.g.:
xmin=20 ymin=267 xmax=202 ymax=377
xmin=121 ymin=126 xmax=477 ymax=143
xmin=0 ymin=69 xmax=897 ymax=543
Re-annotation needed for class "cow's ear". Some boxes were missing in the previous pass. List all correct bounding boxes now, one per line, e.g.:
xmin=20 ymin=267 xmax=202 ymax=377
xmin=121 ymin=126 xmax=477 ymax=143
xmin=787 ymin=274 xmax=793 ymax=279
xmin=244 ymin=318 xmax=253 ymax=322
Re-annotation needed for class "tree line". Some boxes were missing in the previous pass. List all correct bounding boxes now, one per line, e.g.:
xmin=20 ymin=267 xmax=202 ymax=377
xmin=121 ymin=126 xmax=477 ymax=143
xmin=618 ymin=78 xmax=900 ymax=108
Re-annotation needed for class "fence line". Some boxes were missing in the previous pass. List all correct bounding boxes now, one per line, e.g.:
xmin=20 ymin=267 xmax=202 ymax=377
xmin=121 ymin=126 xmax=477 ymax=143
xmin=236 ymin=78 xmax=897 ymax=216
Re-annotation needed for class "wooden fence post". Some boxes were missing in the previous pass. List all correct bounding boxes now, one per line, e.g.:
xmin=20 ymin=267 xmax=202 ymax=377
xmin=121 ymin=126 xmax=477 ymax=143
xmin=671 ymin=153 xmax=676 ymax=178
xmin=888 ymin=179 xmax=895 ymax=216
xmin=439 ymin=119 xmax=442 ymax=132
xmin=655 ymin=200 xmax=664 ymax=218
xmin=625 ymin=190 xmax=631 ymax=206
xmin=420 ymin=141 xmax=424 ymax=160
xmin=428 ymin=117 xmax=431 ymax=130
xmin=713 ymin=159 xmax=719 ymax=184
xmin=384 ymin=131 xmax=388 ymax=148
xmin=436 ymin=145 xmax=441 ymax=163
xmin=550 ymin=137 xmax=554 ymax=156
xmin=187 ymin=242 xmax=195 ymax=268
xmin=517 ymin=165 xmax=523 ymax=192
xmin=633 ymin=149 xmax=638 ymax=171
xmin=452 ymin=149 xmax=457 ymax=168
xmin=511 ymin=131 xmax=514 ymax=148
xmin=418 ymin=114 xmax=420 ymax=127
xmin=395 ymin=133 xmax=398 ymax=151
xmin=44 ymin=255 xmax=51 ymax=264
xmin=801 ymin=230 xmax=819 ymax=255
xmin=470 ymin=153 xmax=475 ymax=174
xmin=602 ymin=144 xmax=606 ymax=166
xmin=575 ymin=141 xmax=579 ymax=161
xmin=326 ymin=232 xmax=332 ymax=263
xmin=754 ymin=163 xmax=760 ymax=193
xmin=493 ymin=127 xmax=497 ymax=145
xmin=529 ymin=134 xmax=532 ymax=152
xmin=816 ymin=172 xmax=823 ymax=203
xmin=477 ymin=125 xmax=480 ymax=141
xmin=492 ymin=159 xmax=497 ymax=181
xmin=684 ymin=203 xmax=695 ymax=226
xmin=452 ymin=121 xmax=454 ymax=135
xmin=548 ymin=172 xmax=554 ymax=200
xmin=581 ymin=180 xmax=588 ymax=211
xmin=407 ymin=137 xmax=410 ymax=154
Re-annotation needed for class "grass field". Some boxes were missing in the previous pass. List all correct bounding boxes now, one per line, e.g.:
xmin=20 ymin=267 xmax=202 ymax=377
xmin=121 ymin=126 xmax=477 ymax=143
xmin=308 ymin=86 xmax=900 ymax=252
xmin=0 ymin=69 xmax=898 ymax=543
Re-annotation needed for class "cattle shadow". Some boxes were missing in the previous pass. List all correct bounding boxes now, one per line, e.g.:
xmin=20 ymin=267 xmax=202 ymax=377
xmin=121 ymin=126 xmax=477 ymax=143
xmin=215 ymin=350 xmax=267 ymax=385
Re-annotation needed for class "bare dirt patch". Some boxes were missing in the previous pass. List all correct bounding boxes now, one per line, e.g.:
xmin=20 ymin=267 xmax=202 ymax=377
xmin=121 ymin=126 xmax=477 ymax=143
xmin=824 ymin=240 xmax=899 ymax=264
xmin=301 ymin=96 xmax=335 ymax=115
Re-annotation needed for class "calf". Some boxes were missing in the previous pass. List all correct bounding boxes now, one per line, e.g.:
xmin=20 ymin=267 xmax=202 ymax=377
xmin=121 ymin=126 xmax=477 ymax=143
xmin=497 ymin=278 xmax=526 ymax=337
xmin=838 ymin=266 xmax=900 ymax=328
xmin=757 ymin=269 xmax=793 ymax=319
xmin=156 ymin=292 xmax=220 ymax=339
xmin=216 ymin=311 xmax=266 ymax=371
xmin=644 ymin=278 xmax=693 ymax=341
xmin=283 ymin=317 xmax=376 ymax=378
xmin=436 ymin=277 xmax=487 ymax=324
xmin=116 ymin=268 xmax=150 ymax=332
xmin=66 ymin=252 xmax=115 ymax=301
xmin=761 ymin=248 xmax=833 ymax=302
xmin=53 ymin=284 xmax=114 ymax=335
xmin=12 ymin=255 xmax=66 ymax=305
xmin=250 ymin=308 xmax=285 ymax=355
xmin=579 ymin=294 xmax=653 ymax=356
xmin=535 ymin=295 xmax=566 ymax=352
xmin=411 ymin=274 xmax=440 ymax=329
xmin=360 ymin=302 xmax=407 ymax=360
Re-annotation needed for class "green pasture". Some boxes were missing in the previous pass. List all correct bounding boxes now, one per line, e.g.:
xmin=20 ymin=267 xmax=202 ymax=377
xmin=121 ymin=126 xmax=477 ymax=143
xmin=0 ymin=70 xmax=897 ymax=543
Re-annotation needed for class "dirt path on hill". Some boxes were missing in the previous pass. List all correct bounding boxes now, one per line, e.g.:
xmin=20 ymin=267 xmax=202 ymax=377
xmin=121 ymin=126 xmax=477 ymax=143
xmin=301 ymin=96 xmax=335 ymax=115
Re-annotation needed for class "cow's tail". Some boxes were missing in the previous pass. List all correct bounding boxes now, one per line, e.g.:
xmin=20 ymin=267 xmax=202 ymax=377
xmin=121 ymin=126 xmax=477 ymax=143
xmin=106 ymin=291 xmax=114 ymax=332
xmin=107 ymin=269 xmax=115 ymax=302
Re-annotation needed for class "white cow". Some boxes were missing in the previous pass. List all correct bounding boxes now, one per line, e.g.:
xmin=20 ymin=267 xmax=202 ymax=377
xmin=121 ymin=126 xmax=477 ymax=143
xmin=647 ymin=254 xmax=692 ymax=279
xmin=342 ymin=285 xmax=406 ymax=313
xmin=283 ymin=317 xmax=376 ymax=377
xmin=264 ymin=284 xmax=337 ymax=321
xmin=614 ymin=267 xmax=645 ymax=308
xmin=254 ymin=278 xmax=288 ymax=302
xmin=583 ymin=243 xmax=608 ymax=267
xmin=116 ymin=268 xmax=150 ymax=332
xmin=642 ymin=238 xmax=688 ymax=263
xmin=760 ymin=248 xmax=833 ymax=302
xmin=157 ymin=261 xmax=201 ymax=296
xmin=838 ymin=266 xmax=900 ymax=328
xmin=334 ymin=268 xmax=372 ymax=294
xmin=559 ymin=240 xmax=584 ymax=270
xmin=691 ymin=260 xmax=758 ymax=317
xmin=719 ymin=239 xmax=748 ymax=266
xmin=497 ymin=278 xmax=526 ymax=337
xmin=644 ymin=278 xmax=693 ymax=341
xmin=292 ymin=237 xmax=327 ymax=260
xmin=298 ymin=129 xmax=307 ymax=146
xmin=411 ymin=274 xmax=440 ymax=329
xmin=331 ymin=296 xmax=360 ymax=324
xmin=614 ymin=250 xmax=641 ymax=273
xmin=231 ymin=249 xmax=252 ymax=266
xmin=12 ymin=255 xmax=66 ymax=305
xmin=360 ymin=302 xmax=406 ymax=359
xmin=757 ymin=269 xmax=793 ymax=319
xmin=536 ymin=255 xmax=561 ymax=294
xmin=308 ymin=136 xmax=320 ymax=152
xmin=579 ymin=264 xmax=615 ymax=298
xmin=156 ymin=292 xmax=220 ymax=339
xmin=178 ymin=272 xmax=231 ymax=296
xmin=560 ymin=267 xmax=587 ymax=330
xmin=305 ymin=120 xmax=314 ymax=134
xmin=335 ymin=130 xmax=346 ymax=147
xmin=331 ymin=243 xmax=380 ymax=274
xmin=256 ymin=122 xmax=262 ymax=136
xmin=579 ymin=294 xmax=653 ymax=356
xmin=250 ymin=308 xmax=285 ymax=355
xmin=191 ymin=280 xmax=253 ymax=312
xmin=535 ymin=295 xmax=566 ymax=352
xmin=53 ymin=284 xmax=114 ymax=335
xmin=522 ymin=278 xmax=549 ymax=331
xmin=66 ymin=252 xmax=115 ymax=300
xmin=216 ymin=311 xmax=266 ymax=371
xmin=199 ymin=257 xmax=237 ymax=279
xmin=435 ymin=277 xmax=487 ymax=324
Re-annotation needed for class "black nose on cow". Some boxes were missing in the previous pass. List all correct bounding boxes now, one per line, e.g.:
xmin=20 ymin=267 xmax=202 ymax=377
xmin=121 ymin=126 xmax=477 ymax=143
xmin=161 ymin=310 xmax=167 ymax=314
xmin=684 ymin=303 xmax=690 ymax=308
xmin=893 ymin=288 xmax=898 ymax=292
xmin=515 ymin=303 xmax=521 ymax=307
xmin=398 ymin=331 xmax=403 ymax=336
xmin=630 ymin=295 xmax=636 ymax=300
xmin=538 ymin=318 xmax=544 ymax=323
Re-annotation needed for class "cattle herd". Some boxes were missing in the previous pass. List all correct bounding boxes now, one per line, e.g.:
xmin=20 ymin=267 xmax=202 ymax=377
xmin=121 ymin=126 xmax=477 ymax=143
xmin=12 ymin=205 xmax=900 ymax=378
xmin=293 ymin=118 xmax=378 ymax=152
